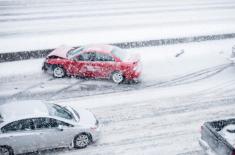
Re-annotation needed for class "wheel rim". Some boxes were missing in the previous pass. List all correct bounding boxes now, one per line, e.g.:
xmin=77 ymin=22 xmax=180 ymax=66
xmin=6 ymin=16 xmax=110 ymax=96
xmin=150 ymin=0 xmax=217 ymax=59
xmin=112 ymin=72 xmax=123 ymax=83
xmin=75 ymin=134 xmax=89 ymax=147
xmin=53 ymin=67 xmax=64 ymax=78
xmin=0 ymin=147 xmax=10 ymax=155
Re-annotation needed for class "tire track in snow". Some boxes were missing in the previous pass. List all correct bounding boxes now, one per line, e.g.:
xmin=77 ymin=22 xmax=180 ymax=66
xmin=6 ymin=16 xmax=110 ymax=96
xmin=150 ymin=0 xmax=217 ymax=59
xmin=1 ymin=76 xmax=84 ymax=102
xmin=99 ymin=104 xmax=235 ymax=143
xmin=47 ymin=78 xmax=87 ymax=100
xmin=2 ymin=5 xmax=235 ymax=22
xmin=190 ymin=78 xmax=235 ymax=98
xmin=3 ymin=1 xmax=235 ymax=16
xmin=2 ymin=0 xmax=235 ymax=38
xmin=143 ymin=63 xmax=232 ymax=89
xmin=0 ymin=63 xmax=231 ymax=102
xmin=51 ymin=98 xmax=235 ymax=155
xmin=78 ymin=96 xmax=235 ymax=155
xmin=56 ymin=63 xmax=232 ymax=100
xmin=42 ymin=63 xmax=235 ymax=100
xmin=2 ymin=0 xmax=234 ymax=13
xmin=9 ymin=76 xmax=55 ymax=99
xmin=96 ymin=95 xmax=235 ymax=125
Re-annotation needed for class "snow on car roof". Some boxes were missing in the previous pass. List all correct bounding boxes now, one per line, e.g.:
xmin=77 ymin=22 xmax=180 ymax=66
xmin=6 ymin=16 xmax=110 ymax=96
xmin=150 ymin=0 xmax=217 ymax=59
xmin=0 ymin=100 xmax=49 ymax=122
xmin=85 ymin=44 xmax=115 ymax=53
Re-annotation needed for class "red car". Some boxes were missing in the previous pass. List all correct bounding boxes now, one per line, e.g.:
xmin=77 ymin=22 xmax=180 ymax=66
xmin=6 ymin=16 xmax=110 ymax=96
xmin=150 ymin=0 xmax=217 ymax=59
xmin=42 ymin=45 xmax=141 ymax=83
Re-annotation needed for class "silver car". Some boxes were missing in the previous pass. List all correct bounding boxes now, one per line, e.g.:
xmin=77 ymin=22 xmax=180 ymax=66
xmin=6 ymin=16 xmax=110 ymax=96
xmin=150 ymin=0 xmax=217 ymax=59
xmin=0 ymin=100 xmax=100 ymax=155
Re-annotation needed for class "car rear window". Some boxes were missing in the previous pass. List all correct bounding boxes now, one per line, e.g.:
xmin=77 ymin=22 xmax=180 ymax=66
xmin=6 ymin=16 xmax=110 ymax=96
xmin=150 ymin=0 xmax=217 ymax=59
xmin=111 ymin=46 xmax=127 ymax=61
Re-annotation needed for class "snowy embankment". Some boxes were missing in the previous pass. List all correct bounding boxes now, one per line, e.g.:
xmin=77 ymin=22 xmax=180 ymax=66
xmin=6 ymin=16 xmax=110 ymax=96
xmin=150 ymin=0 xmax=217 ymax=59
xmin=1 ymin=0 xmax=235 ymax=52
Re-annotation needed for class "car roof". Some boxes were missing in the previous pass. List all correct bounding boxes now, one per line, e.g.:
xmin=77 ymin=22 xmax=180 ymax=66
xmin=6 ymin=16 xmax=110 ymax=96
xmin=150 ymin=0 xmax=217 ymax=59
xmin=0 ymin=100 xmax=50 ymax=122
xmin=84 ymin=44 xmax=115 ymax=54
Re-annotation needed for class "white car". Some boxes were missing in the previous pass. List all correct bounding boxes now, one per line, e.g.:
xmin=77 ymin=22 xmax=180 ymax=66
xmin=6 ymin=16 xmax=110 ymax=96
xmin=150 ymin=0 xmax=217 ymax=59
xmin=0 ymin=100 xmax=100 ymax=155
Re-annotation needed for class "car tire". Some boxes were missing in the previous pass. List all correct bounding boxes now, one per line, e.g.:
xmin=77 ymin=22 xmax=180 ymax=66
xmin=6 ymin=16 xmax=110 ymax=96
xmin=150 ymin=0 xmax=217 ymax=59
xmin=0 ymin=146 xmax=14 ymax=155
xmin=111 ymin=71 xmax=124 ymax=84
xmin=73 ymin=133 xmax=90 ymax=149
xmin=53 ymin=65 xmax=66 ymax=78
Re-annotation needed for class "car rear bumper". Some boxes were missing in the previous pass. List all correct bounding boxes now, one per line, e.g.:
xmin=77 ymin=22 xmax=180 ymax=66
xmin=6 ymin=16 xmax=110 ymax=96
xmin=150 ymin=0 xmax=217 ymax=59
xmin=125 ymin=71 xmax=141 ymax=81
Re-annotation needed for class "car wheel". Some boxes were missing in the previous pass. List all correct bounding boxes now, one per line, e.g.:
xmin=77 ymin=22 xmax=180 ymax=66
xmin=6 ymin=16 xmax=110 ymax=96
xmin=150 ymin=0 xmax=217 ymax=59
xmin=53 ymin=65 xmax=66 ymax=78
xmin=74 ymin=133 xmax=90 ymax=149
xmin=0 ymin=146 xmax=13 ymax=155
xmin=111 ymin=71 xmax=124 ymax=84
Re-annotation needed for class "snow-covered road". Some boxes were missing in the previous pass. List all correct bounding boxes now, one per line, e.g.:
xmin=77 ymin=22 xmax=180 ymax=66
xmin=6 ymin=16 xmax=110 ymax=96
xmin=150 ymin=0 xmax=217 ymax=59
xmin=1 ymin=0 xmax=235 ymax=154
xmin=1 ymin=0 xmax=235 ymax=52
xmin=1 ymin=39 xmax=235 ymax=154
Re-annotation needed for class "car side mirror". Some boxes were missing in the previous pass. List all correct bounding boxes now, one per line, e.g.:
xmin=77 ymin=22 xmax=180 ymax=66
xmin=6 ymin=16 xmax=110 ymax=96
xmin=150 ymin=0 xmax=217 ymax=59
xmin=57 ymin=125 xmax=64 ymax=131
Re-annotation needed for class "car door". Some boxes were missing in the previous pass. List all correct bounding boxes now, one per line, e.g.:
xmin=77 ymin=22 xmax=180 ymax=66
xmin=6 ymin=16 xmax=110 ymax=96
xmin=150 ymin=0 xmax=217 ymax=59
xmin=68 ymin=52 xmax=95 ymax=77
xmin=32 ymin=117 xmax=75 ymax=149
xmin=93 ymin=52 xmax=116 ymax=78
xmin=1 ymin=118 xmax=39 ymax=154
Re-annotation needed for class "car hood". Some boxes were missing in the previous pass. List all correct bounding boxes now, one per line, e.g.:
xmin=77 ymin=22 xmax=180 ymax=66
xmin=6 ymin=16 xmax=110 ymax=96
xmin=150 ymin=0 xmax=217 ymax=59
xmin=47 ymin=46 xmax=73 ymax=59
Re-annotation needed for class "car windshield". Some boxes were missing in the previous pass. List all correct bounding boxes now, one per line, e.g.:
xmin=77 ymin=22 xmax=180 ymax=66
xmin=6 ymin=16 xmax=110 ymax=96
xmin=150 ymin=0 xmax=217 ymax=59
xmin=111 ymin=46 xmax=128 ymax=61
xmin=67 ymin=47 xmax=84 ymax=59
xmin=47 ymin=103 xmax=75 ymax=121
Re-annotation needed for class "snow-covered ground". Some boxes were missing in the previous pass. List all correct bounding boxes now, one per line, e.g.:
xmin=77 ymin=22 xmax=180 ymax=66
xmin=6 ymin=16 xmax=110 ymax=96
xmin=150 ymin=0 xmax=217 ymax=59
xmin=1 ymin=39 xmax=235 ymax=154
xmin=1 ymin=0 xmax=235 ymax=52
xmin=1 ymin=0 xmax=235 ymax=154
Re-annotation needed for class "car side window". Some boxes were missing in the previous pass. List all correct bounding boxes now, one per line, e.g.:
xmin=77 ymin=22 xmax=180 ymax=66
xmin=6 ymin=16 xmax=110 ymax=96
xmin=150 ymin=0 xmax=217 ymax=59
xmin=95 ymin=53 xmax=114 ymax=61
xmin=33 ymin=117 xmax=72 ymax=130
xmin=1 ymin=119 xmax=34 ymax=133
xmin=33 ymin=117 xmax=59 ymax=129
xmin=57 ymin=120 xmax=73 ymax=127
xmin=77 ymin=52 xmax=96 ymax=61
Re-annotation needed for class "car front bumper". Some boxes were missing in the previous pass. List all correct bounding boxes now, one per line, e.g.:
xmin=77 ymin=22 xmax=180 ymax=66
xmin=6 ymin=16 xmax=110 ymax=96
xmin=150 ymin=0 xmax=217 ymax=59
xmin=42 ymin=62 xmax=53 ymax=73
